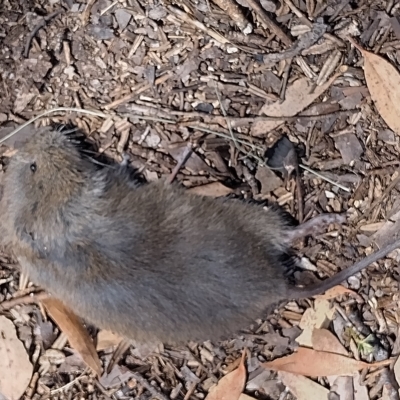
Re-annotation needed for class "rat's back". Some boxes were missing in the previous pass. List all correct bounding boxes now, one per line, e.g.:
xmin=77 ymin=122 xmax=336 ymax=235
xmin=24 ymin=168 xmax=292 ymax=343
xmin=0 ymin=125 xmax=292 ymax=343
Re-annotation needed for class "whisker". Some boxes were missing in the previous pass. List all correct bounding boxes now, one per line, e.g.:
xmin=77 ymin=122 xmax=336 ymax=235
xmin=56 ymin=124 xmax=80 ymax=135
xmin=81 ymin=153 xmax=114 ymax=169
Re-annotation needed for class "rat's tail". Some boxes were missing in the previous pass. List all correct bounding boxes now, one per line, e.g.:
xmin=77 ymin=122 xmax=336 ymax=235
xmin=291 ymin=238 xmax=400 ymax=299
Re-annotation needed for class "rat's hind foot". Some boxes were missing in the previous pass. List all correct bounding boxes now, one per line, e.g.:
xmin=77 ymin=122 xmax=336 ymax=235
xmin=284 ymin=213 xmax=346 ymax=243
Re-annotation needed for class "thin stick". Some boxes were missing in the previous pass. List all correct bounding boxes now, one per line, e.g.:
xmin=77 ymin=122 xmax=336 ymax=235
xmin=362 ymin=170 xmax=400 ymax=218
xmin=213 ymin=81 xmax=239 ymax=150
xmin=24 ymin=9 xmax=64 ymax=58
xmin=131 ymin=372 xmax=169 ymax=400
xmin=279 ymin=57 xmax=293 ymax=101
xmin=107 ymin=339 xmax=130 ymax=374
xmin=300 ymin=163 xmax=351 ymax=192
xmin=0 ymin=291 xmax=48 ymax=311
xmin=167 ymin=143 xmax=193 ymax=184
xmin=81 ymin=0 xmax=97 ymax=25
xmin=100 ymin=0 xmax=118 ymax=15
xmin=187 ymin=125 xmax=263 ymax=152
xmin=244 ymin=0 xmax=292 ymax=46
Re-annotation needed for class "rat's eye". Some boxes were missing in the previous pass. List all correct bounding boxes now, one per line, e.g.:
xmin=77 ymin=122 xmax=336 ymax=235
xmin=30 ymin=162 xmax=37 ymax=173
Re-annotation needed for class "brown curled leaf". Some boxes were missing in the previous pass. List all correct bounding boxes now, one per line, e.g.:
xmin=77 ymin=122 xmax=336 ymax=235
xmin=311 ymin=328 xmax=349 ymax=356
xmin=263 ymin=347 xmax=373 ymax=377
xmin=252 ymin=69 xmax=344 ymax=136
xmin=0 ymin=316 xmax=33 ymax=400
xmin=41 ymin=297 xmax=102 ymax=376
xmin=278 ymin=371 xmax=329 ymax=400
xmin=349 ymin=37 xmax=400 ymax=135
xmin=314 ymin=284 xmax=362 ymax=301
xmin=205 ymin=351 xmax=246 ymax=400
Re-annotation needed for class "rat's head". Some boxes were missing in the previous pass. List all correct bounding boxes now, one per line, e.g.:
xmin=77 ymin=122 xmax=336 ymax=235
xmin=2 ymin=125 xmax=97 ymax=226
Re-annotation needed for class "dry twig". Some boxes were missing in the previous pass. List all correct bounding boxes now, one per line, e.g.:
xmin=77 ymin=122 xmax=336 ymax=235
xmin=24 ymin=9 xmax=64 ymax=58
xmin=245 ymin=0 xmax=292 ymax=46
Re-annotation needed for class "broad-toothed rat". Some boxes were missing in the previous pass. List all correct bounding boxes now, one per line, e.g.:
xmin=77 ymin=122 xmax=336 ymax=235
xmin=1 ymin=126 xmax=400 ymax=344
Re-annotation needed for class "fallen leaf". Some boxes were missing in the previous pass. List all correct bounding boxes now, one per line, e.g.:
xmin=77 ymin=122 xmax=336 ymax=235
xmin=252 ymin=70 xmax=344 ymax=136
xmin=99 ymin=364 xmax=135 ymax=389
xmin=279 ymin=371 xmax=329 ymax=400
xmin=187 ymin=182 xmax=233 ymax=197
xmin=130 ymin=340 xmax=161 ymax=359
xmin=334 ymin=132 xmax=364 ymax=164
xmin=381 ymin=385 xmax=392 ymax=400
xmin=41 ymin=297 xmax=102 ymax=376
xmin=312 ymin=329 xmax=349 ymax=356
xmin=238 ymin=395 xmax=257 ymax=400
xmin=350 ymin=38 xmax=400 ymax=135
xmin=296 ymin=299 xmax=334 ymax=347
xmin=263 ymin=348 xmax=371 ymax=377
xmin=205 ymin=351 xmax=246 ymax=400
xmin=107 ymin=339 xmax=131 ymax=374
xmin=246 ymin=369 xmax=274 ymax=392
xmin=255 ymin=165 xmax=282 ymax=194
xmin=353 ymin=372 xmax=369 ymax=400
xmin=13 ymin=90 xmax=36 ymax=114
xmin=328 ymin=376 xmax=353 ymax=400
xmin=168 ymin=144 xmax=213 ymax=175
xmin=38 ymin=349 xmax=66 ymax=374
xmin=97 ymin=330 xmax=123 ymax=351
xmin=315 ymin=285 xmax=362 ymax=301
xmin=371 ymin=209 xmax=400 ymax=248
xmin=0 ymin=316 xmax=33 ymax=400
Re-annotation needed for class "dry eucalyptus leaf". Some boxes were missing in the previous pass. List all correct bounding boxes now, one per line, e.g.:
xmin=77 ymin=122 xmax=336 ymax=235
xmin=381 ymin=386 xmax=391 ymax=400
xmin=0 ymin=316 xmax=33 ymax=400
xmin=238 ymin=395 xmax=257 ymax=400
xmin=13 ymin=90 xmax=36 ymax=114
xmin=371 ymin=209 xmax=400 ymax=248
xmin=187 ymin=182 xmax=233 ymax=197
xmin=312 ymin=329 xmax=348 ymax=356
xmin=315 ymin=285 xmax=362 ymax=301
xmin=96 ymin=330 xmax=123 ymax=351
xmin=168 ymin=144 xmax=213 ymax=175
xmin=334 ymin=132 xmax=364 ymax=164
xmin=255 ymin=166 xmax=282 ymax=194
xmin=296 ymin=299 xmax=334 ymax=347
xmin=351 ymin=38 xmax=400 ymax=135
xmin=39 ymin=348 xmax=66 ymax=374
xmin=99 ymin=365 xmax=135 ymax=389
xmin=252 ymin=72 xmax=342 ymax=136
xmin=328 ymin=376 xmax=353 ymax=400
xmin=205 ymin=351 xmax=246 ymax=400
xmin=263 ymin=348 xmax=371 ymax=376
xmin=279 ymin=371 xmax=329 ymax=400
xmin=41 ymin=297 xmax=102 ymax=376
xmin=353 ymin=372 xmax=369 ymax=400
